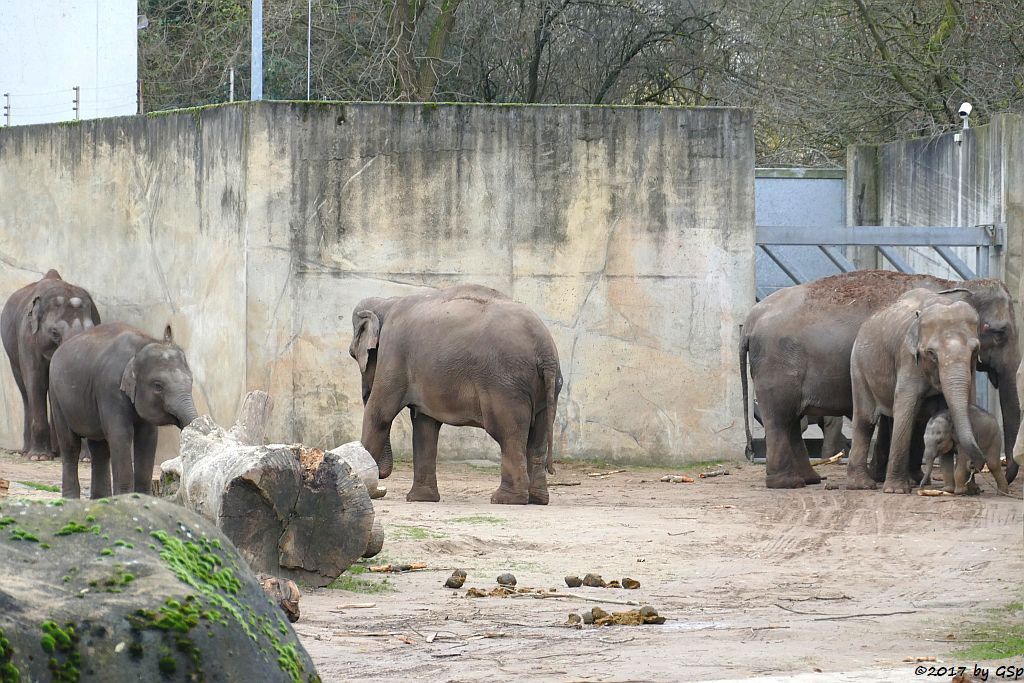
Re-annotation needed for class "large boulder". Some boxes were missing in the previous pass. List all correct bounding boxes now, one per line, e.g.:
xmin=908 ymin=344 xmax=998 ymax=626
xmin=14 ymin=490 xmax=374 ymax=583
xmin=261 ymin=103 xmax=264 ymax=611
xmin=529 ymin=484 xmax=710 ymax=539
xmin=0 ymin=495 xmax=320 ymax=682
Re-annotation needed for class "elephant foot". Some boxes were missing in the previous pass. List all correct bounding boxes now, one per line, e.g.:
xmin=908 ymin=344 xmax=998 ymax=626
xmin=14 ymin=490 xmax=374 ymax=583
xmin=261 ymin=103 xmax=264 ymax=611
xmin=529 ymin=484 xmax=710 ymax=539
xmin=490 ymin=487 xmax=529 ymax=505
xmin=845 ymin=468 xmax=878 ymax=490
xmin=528 ymin=488 xmax=549 ymax=505
xmin=27 ymin=450 xmax=55 ymax=462
xmin=406 ymin=486 xmax=441 ymax=503
xmin=802 ymin=472 xmax=822 ymax=485
xmin=765 ymin=472 xmax=806 ymax=489
xmin=882 ymin=477 xmax=912 ymax=494
xmin=909 ymin=468 xmax=924 ymax=484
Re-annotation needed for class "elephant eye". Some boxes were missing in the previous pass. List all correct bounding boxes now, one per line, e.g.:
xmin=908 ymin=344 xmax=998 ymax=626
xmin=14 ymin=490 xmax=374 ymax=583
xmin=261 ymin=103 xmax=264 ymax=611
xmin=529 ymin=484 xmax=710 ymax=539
xmin=151 ymin=380 xmax=164 ymax=392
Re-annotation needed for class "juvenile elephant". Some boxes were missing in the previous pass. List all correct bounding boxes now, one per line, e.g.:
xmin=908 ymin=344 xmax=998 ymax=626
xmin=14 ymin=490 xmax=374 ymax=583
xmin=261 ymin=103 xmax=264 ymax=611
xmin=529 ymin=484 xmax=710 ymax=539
xmin=349 ymin=284 xmax=562 ymax=505
xmin=848 ymin=289 xmax=986 ymax=493
xmin=921 ymin=405 xmax=1009 ymax=495
xmin=1 ymin=269 xmax=101 ymax=460
xmin=740 ymin=270 xmax=1020 ymax=489
xmin=49 ymin=323 xmax=199 ymax=498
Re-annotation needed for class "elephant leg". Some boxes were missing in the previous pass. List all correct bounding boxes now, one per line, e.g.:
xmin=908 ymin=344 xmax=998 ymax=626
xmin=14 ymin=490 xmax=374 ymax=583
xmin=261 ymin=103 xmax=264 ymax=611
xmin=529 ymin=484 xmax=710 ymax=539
xmin=883 ymin=393 xmax=920 ymax=494
xmin=907 ymin=420 xmax=926 ymax=484
xmin=952 ymin=452 xmax=973 ymax=495
xmin=763 ymin=406 xmax=806 ymax=489
xmin=526 ymin=413 xmax=550 ymax=505
xmin=11 ymin=362 xmax=30 ymax=454
xmin=133 ymin=424 xmax=157 ymax=494
xmin=846 ymin=409 xmax=877 ymax=490
xmin=940 ymin=453 xmax=955 ymax=493
xmin=80 ymin=440 xmax=92 ymax=464
xmin=484 ymin=403 xmax=531 ymax=505
xmin=868 ymin=417 xmax=892 ymax=483
xmin=407 ymin=412 xmax=441 ymax=502
xmin=788 ymin=420 xmax=822 ymax=485
xmin=52 ymin=399 xmax=81 ymax=498
xmin=23 ymin=359 xmax=54 ymax=460
xmin=821 ymin=417 xmax=848 ymax=459
xmin=360 ymin=391 xmax=404 ymax=480
xmin=87 ymin=440 xmax=112 ymax=499
xmin=102 ymin=420 xmax=135 ymax=496
xmin=983 ymin=441 xmax=1010 ymax=495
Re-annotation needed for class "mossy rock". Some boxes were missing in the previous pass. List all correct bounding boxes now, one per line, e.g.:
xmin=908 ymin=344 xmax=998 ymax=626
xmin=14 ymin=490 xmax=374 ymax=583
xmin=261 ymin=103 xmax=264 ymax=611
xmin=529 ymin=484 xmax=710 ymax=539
xmin=0 ymin=496 xmax=320 ymax=682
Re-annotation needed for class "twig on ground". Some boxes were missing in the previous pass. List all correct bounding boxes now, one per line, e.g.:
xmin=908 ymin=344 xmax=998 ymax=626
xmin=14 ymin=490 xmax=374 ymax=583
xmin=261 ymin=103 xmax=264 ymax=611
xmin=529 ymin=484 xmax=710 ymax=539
xmin=587 ymin=469 xmax=626 ymax=477
xmin=777 ymin=595 xmax=851 ymax=602
xmin=667 ymin=531 xmax=694 ymax=536
xmin=512 ymin=592 xmax=640 ymax=607
xmin=810 ymin=610 xmax=916 ymax=621
xmin=812 ymin=452 xmax=845 ymax=467
xmin=549 ymin=481 xmax=581 ymax=486
xmin=334 ymin=602 xmax=376 ymax=610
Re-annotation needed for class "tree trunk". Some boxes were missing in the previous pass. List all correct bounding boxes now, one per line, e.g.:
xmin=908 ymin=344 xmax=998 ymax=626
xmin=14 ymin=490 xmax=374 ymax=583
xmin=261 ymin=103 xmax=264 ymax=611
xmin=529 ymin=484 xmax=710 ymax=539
xmin=158 ymin=391 xmax=375 ymax=587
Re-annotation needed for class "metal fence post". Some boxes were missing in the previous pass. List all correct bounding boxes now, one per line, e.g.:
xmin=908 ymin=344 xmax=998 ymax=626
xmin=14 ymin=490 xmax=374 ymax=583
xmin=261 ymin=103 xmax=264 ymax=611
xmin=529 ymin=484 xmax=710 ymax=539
xmin=2 ymin=93 xmax=9 ymax=126
xmin=73 ymin=86 xmax=80 ymax=120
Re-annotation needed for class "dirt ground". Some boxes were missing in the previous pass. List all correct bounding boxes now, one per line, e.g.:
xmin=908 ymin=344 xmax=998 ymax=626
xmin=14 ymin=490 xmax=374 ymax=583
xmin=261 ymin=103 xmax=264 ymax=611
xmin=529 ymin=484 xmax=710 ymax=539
xmin=2 ymin=450 xmax=1022 ymax=682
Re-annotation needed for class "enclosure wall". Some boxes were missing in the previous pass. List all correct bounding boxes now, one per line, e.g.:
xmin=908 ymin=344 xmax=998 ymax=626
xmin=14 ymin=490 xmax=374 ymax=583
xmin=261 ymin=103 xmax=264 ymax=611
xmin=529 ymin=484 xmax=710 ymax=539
xmin=0 ymin=101 xmax=755 ymax=465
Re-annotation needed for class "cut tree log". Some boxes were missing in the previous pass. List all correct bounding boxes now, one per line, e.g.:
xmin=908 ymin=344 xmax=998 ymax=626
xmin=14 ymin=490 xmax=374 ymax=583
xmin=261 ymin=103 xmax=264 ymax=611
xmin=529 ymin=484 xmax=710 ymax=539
xmin=363 ymin=517 xmax=384 ymax=558
xmin=328 ymin=442 xmax=380 ymax=496
xmin=159 ymin=390 xmax=375 ymax=587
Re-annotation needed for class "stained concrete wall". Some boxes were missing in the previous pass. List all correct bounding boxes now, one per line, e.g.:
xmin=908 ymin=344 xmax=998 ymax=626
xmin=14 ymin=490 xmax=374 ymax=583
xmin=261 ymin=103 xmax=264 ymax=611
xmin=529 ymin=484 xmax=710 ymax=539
xmin=0 ymin=102 xmax=755 ymax=465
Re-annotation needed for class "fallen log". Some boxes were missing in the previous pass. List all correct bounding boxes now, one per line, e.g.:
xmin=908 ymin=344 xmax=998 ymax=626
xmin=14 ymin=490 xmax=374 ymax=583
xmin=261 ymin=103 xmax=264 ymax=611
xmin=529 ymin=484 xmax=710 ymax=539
xmin=159 ymin=391 xmax=374 ymax=587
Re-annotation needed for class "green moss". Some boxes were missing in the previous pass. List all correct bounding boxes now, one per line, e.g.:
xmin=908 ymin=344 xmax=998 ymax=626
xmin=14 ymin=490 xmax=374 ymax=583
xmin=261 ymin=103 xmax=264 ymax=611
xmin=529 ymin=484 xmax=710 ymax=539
xmin=87 ymin=564 xmax=135 ymax=592
xmin=0 ymin=518 xmax=13 ymax=529
xmin=128 ymin=642 xmax=143 ymax=658
xmin=451 ymin=514 xmax=505 ymax=525
xmin=99 ymin=548 xmax=114 ymax=557
xmin=158 ymin=655 xmax=176 ymax=675
xmin=114 ymin=540 xmax=134 ymax=549
xmin=135 ymin=526 xmax=144 ymax=533
xmin=54 ymin=521 xmax=100 ymax=536
xmin=15 ymin=481 xmax=59 ymax=492
xmin=0 ymin=628 xmax=18 ymax=683
xmin=9 ymin=527 xmax=39 ymax=542
xmin=84 ymin=515 xmax=95 ymax=523
xmin=40 ymin=621 xmax=79 ymax=683
xmin=388 ymin=525 xmax=445 ymax=541
xmin=39 ymin=543 xmax=51 ymax=549
xmin=49 ymin=499 xmax=65 ymax=507
xmin=953 ymin=600 xmax=1024 ymax=660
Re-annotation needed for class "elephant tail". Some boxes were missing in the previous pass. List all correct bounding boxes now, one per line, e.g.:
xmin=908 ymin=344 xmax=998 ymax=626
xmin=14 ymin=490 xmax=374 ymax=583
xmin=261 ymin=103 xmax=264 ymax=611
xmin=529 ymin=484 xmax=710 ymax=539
xmin=739 ymin=326 xmax=754 ymax=461
xmin=542 ymin=364 xmax=561 ymax=475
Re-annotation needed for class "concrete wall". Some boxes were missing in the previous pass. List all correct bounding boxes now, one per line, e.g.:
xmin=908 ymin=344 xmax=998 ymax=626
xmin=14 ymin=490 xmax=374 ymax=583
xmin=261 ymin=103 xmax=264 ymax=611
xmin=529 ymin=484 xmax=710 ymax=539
xmin=0 ymin=102 xmax=755 ymax=466
xmin=846 ymin=113 xmax=1024 ymax=323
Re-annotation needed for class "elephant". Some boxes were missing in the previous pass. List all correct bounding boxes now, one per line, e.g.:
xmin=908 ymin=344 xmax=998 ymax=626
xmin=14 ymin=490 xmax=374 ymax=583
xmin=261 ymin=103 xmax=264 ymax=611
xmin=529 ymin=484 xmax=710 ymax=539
xmin=1 ymin=269 xmax=101 ymax=460
xmin=921 ymin=404 xmax=1008 ymax=495
xmin=847 ymin=288 xmax=986 ymax=493
xmin=739 ymin=270 xmax=1020 ymax=489
xmin=48 ymin=322 xmax=200 ymax=499
xmin=1014 ymin=363 xmax=1024 ymax=468
xmin=752 ymin=399 xmax=849 ymax=459
xmin=348 ymin=284 xmax=562 ymax=505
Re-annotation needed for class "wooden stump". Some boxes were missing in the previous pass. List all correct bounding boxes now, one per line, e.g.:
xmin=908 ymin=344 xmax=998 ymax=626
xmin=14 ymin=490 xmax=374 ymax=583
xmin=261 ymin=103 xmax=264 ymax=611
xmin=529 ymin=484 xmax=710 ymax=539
xmin=159 ymin=391 xmax=375 ymax=587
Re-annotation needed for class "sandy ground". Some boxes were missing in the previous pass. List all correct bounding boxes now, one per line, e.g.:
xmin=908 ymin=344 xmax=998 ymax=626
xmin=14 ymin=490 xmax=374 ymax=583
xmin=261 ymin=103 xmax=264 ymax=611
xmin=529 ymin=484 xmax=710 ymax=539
xmin=2 ymin=450 xmax=1022 ymax=682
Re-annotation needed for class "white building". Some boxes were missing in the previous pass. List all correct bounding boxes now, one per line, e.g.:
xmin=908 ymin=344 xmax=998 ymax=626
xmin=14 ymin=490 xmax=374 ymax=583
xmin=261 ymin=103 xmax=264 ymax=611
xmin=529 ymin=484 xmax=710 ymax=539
xmin=0 ymin=0 xmax=138 ymax=126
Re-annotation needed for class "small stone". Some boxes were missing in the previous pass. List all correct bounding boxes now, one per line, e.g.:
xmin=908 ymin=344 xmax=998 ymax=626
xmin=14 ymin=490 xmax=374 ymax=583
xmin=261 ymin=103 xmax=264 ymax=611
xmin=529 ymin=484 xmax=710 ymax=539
xmin=564 ymin=575 xmax=583 ymax=588
xmin=567 ymin=613 xmax=582 ymax=626
xmin=606 ymin=580 xmax=622 ymax=589
xmin=496 ymin=573 xmax=517 ymax=587
xmin=114 ymin=641 xmax=126 ymax=654
xmin=444 ymin=569 xmax=467 ymax=589
xmin=591 ymin=607 xmax=610 ymax=621
xmin=621 ymin=577 xmax=640 ymax=589
xmin=370 ymin=486 xmax=387 ymax=499
xmin=639 ymin=605 xmax=665 ymax=624
xmin=582 ymin=573 xmax=606 ymax=588
xmin=581 ymin=610 xmax=595 ymax=624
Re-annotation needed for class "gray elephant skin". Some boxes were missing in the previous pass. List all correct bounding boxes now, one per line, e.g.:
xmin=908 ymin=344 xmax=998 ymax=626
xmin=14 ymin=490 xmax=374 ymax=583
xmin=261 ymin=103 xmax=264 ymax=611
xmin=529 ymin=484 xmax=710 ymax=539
xmin=349 ymin=284 xmax=562 ymax=505
xmin=1 ymin=269 xmax=101 ymax=460
xmin=921 ymin=404 xmax=1008 ymax=495
xmin=848 ymin=288 xmax=985 ymax=493
xmin=48 ymin=322 xmax=200 ymax=498
xmin=740 ymin=270 xmax=1020 ymax=489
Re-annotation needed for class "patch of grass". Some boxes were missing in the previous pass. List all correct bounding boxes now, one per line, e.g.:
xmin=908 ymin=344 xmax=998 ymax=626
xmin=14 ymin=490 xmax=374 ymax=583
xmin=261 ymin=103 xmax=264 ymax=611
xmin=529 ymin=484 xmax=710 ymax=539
xmin=326 ymin=574 xmax=393 ymax=594
xmin=678 ymin=459 xmax=726 ymax=472
xmin=388 ymin=525 xmax=446 ymax=541
xmin=451 ymin=514 xmax=506 ymax=525
xmin=16 ymin=481 xmax=59 ymax=492
xmin=953 ymin=601 xmax=1024 ymax=660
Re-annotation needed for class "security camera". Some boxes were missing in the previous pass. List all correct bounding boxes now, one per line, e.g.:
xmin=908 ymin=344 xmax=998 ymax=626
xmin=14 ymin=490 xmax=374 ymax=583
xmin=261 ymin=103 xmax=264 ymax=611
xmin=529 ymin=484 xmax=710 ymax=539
xmin=958 ymin=102 xmax=973 ymax=118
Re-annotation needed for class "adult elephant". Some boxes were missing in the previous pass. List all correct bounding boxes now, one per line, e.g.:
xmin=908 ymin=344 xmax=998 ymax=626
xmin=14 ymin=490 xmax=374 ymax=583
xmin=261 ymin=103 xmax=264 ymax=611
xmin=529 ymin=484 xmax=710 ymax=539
xmin=49 ymin=323 xmax=200 ymax=498
xmin=1 ymin=269 xmax=101 ymax=460
xmin=348 ymin=284 xmax=562 ymax=505
xmin=739 ymin=270 xmax=1019 ymax=489
xmin=848 ymin=289 xmax=985 ymax=493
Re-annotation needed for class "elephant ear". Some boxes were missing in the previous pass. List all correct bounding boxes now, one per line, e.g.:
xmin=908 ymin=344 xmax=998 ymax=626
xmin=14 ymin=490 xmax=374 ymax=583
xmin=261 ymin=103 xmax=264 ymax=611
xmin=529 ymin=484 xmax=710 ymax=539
xmin=349 ymin=310 xmax=381 ymax=373
xmin=120 ymin=355 xmax=138 ymax=403
xmin=908 ymin=310 xmax=922 ymax=365
xmin=27 ymin=296 xmax=42 ymax=333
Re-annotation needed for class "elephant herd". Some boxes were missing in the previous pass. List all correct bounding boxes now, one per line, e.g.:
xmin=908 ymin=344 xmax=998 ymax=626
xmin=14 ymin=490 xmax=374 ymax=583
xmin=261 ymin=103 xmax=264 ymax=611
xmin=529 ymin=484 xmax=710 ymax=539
xmin=741 ymin=269 xmax=1022 ymax=494
xmin=2 ymin=273 xmax=562 ymax=506
xmin=4 ymin=267 xmax=1019 ymax=505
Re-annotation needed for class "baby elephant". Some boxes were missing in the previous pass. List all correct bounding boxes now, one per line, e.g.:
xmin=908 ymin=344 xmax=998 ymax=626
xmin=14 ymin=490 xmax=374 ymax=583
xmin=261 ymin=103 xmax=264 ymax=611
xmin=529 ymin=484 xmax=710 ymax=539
xmin=921 ymin=405 xmax=1009 ymax=495
xmin=49 ymin=323 xmax=200 ymax=498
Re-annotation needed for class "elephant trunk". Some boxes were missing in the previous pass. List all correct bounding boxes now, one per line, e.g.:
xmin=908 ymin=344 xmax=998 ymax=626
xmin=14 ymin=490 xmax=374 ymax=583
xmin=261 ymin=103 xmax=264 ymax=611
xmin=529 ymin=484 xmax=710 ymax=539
xmin=939 ymin=364 xmax=985 ymax=471
xmin=377 ymin=435 xmax=394 ymax=479
xmin=997 ymin=377 xmax=1020 ymax=483
xmin=171 ymin=393 xmax=200 ymax=430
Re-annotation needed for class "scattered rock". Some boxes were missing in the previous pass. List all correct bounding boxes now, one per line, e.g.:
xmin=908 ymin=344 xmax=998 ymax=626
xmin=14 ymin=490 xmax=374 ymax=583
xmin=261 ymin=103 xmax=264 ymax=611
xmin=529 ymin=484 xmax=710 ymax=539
xmin=639 ymin=605 xmax=661 ymax=621
xmin=444 ymin=569 xmax=467 ymax=589
xmin=257 ymin=574 xmax=302 ymax=623
xmin=606 ymin=580 xmax=622 ymax=588
xmin=565 ymin=575 xmax=583 ymax=588
xmin=591 ymin=607 xmax=610 ymax=621
xmin=496 ymin=573 xmax=517 ymax=587
xmin=824 ymin=481 xmax=841 ymax=490
xmin=567 ymin=613 xmax=582 ymax=626
xmin=582 ymin=610 xmax=595 ymax=624
xmin=621 ymin=577 xmax=640 ymax=589
xmin=582 ymin=573 xmax=606 ymax=588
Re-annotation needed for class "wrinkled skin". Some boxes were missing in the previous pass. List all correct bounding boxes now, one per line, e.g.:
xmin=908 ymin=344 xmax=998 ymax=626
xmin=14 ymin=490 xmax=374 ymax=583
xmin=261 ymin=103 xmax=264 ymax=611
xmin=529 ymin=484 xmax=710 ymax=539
xmin=49 ymin=323 xmax=200 ymax=498
xmin=847 ymin=289 xmax=985 ymax=493
xmin=1 ymin=269 xmax=101 ymax=460
xmin=740 ymin=271 xmax=1020 ymax=489
xmin=1014 ymin=363 xmax=1024 ymax=468
xmin=349 ymin=284 xmax=562 ymax=505
xmin=921 ymin=405 xmax=1008 ymax=495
